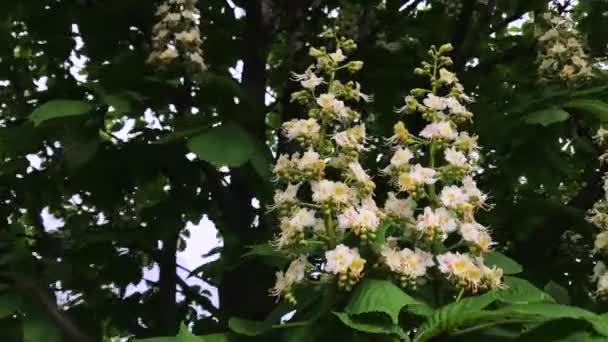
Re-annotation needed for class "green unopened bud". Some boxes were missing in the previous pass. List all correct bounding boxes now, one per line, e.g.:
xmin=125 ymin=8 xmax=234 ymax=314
xmin=347 ymin=61 xmax=364 ymax=72
xmin=341 ymin=39 xmax=357 ymax=52
xmin=309 ymin=46 xmax=324 ymax=57
xmin=440 ymin=56 xmax=454 ymax=66
xmin=414 ymin=67 xmax=426 ymax=75
xmin=410 ymin=88 xmax=427 ymax=97
xmin=290 ymin=90 xmax=309 ymax=104
xmin=439 ymin=43 xmax=454 ymax=53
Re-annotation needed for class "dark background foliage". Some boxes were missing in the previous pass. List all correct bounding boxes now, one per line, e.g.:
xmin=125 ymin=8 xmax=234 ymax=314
xmin=0 ymin=0 xmax=607 ymax=341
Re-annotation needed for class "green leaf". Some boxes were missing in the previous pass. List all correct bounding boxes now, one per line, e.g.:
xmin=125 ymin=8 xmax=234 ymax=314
xmin=249 ymin=141 xmax=272 ymax=181
xmin=29 ymin=100 xmax=93 ymax=126
xmin=334 ymin=312 xmax=409 ymax=340
xmin=495 ymin=276 xmax=554 ymax=305
xmin=498 ymin=303 xmax=590 ymax=319
xmin=266 ymin=112 xmax=282 ymax=129
xmin=0 ymin=294 xmax=20 ymax=319
xmin=523 ymin=107 xmax=570 ymax=126
xmin=23 ymin=310 xmax=61 ymax=342
xmin=563 ymin=99 xmax=608 ymax=121
xmin=345 ymin=279 xmax=429 ymax=324
xmin=187 ymin=123 xmax=254 ymax=167
xmin=228 ymin=317 xmax=271 ymax=337
xmin=136 ymin=323 xmax=232 ymax=341
xmin=516 ymin=319 xmax=606 ymax=342
xmin=544 ymin=281 xmax=571 ymax=305
xmin=484 ymin=252 xmax=522 ymax=275
xmin=413 ymin=293 xmax=498 ymax=342
xmin=228 ymin=302 xmax=292 ymax=336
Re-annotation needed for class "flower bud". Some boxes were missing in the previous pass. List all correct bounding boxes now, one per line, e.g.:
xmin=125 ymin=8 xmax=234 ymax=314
xmin=347 ymin=61 xmax=364 ymax=72
xmin=410 ymin=88 xmax=427 ymax=97
xmin=439 ymin=43 xmax=454 ymax=53
xmin=440 ymin=56 xmax=454 ymax=66
xmin=341 ymin=39 xmax=357 ymax=52
xmin=414 ymin=67 xmax=426 ymax=75
xmin=309 ymin=46 xmax=324 ymax=57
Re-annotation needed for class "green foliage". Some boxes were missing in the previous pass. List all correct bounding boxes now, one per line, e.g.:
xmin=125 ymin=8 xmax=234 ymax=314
xmin=29 ymin=100 xmax=93 ymax=126
xmin=344 ymin=279 xmax=431 ymax=324
xmin=484 ymin=252 xmax=523 ymax=275
xmin=563 ymin=99 xmax=608 ymax=122
xmin=0 ymin=0 xmax=607 ymax=341
xmin=187 ymin=123 xmax=256 ymax=168
xmin=523 ymin=107 xmax=571 ymax=126
xmin=334 ymin=312 xmax=409 ymax=340
xmin=136 ymin=323 xmax=233 ymax=342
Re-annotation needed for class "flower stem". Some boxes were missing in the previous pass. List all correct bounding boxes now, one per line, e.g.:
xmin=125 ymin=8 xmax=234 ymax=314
xmin=455 ymin=287 xmax=465 ymax=302
xmin=428 ymin=141 xmax=437 ymax=203
xmin=325 ymin=210 xmax=336 ymax=248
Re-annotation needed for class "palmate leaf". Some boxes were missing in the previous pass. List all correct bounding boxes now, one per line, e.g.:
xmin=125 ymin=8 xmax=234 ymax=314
xmin=29 ymin=100 xmax=93 ymax=126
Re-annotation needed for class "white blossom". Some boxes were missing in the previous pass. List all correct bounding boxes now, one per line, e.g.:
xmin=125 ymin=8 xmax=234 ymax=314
xmin=444 ymin=147 xmax=467 ymax=166
xmin=391 ymin=148 xmax=414 ymax=167
xmin=440 ymin=185 xmax=467 ymax=209
xmin=384 ymin=192 xmax=416 ymax=219
xmin=420 ymin=121 xmax=458 ymax=140
xmin=423 ymin=94 xmax=447 ymax=111
xmin=329 ymin=48 xmax=346 ymax=63
xmin=325 ymin=244 xmax=364 ymax=275
xmin=439 ymin=68 xmax=457 ymax=84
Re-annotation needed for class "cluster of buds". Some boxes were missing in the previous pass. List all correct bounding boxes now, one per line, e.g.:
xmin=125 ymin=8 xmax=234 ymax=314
xmin=535 ymin=11 xmax=593 ymax=82
xmin=269 ymin=30 xmax=376 ymax=300
xmin=381 ymin=43 xmax=502 ymax=293
xmin=147 ymin=0 xmax=207 ymax=72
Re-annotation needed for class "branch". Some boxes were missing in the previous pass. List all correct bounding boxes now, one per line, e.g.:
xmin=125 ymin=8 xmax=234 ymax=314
xmin=13 ymin=276 xmax=95 ymax=342
xmin=175 ymin=275 xmax=222 ymax=319
xmin=452 ymin=0 xmax=477 ymax=68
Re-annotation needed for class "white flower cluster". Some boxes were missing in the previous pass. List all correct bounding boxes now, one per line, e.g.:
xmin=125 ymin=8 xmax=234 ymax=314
xmin=587 ymin=128 xmax=608 ymax=297
xmin=536 ymin=11 xmax=593 ymax=82
xmin=269 ymin=30 xmax=377 ymax=300
xmin=148 ymin=0 xmax=207 ymax=72
xmin=268 ymin=38 xmax=503 ymax=303
xmin=383 ymin=43 xmax=501 ymax=292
